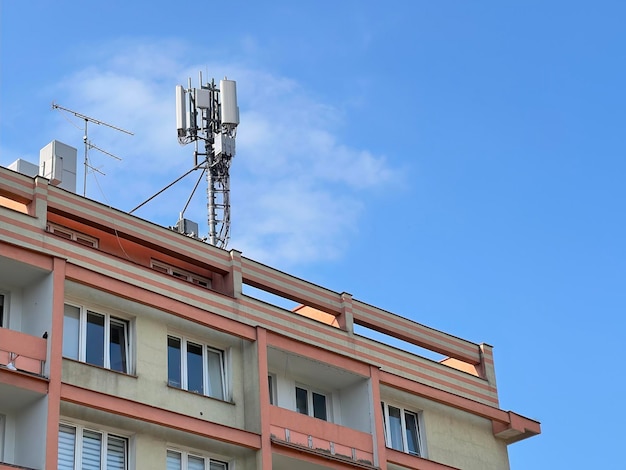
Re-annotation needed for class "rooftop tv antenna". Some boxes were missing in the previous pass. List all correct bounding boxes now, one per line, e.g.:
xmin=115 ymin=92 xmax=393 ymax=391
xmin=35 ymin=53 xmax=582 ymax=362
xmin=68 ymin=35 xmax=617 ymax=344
xmin=174 ymin=72 xmax=239 ymax=248
xmin=52 ymin=103 xmax=134 ymax=196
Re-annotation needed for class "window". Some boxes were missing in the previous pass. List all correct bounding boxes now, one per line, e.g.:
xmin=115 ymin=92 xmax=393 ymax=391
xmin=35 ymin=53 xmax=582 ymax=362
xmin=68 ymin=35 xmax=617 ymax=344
xmin=295 ymin=385 xmax=329 ymax=421
xmin=0 ymin=414 xmax=5 ymax=461
xmin=381 ymin=402 xmax=424 ymax=457
xmin=168 ymin=335 xmax=226 ymax=400
xmin=0 ymin=293 xmax=5 ymax=327
xmin=63 ymin=303 xmax=131 ymax=374
xmin=151 ymin=260 xmax=212 ymax=289
xmin=167 ymin=449 xmax=228 ymax=470
xmin=48 ymin=223 xmax=99 ymax=248
xmin=268 ymin=374 xmax=277 ymax=405
xmin=58 ymin=422 xmax=128 ymax=470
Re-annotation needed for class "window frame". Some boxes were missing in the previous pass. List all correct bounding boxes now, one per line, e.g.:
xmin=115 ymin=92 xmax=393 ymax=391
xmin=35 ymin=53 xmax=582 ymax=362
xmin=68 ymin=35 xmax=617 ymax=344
xmin=151 ymin=260 xmax=212 ymax=289
xmin=167 ymin=334 xmax=228 ymax=401
xmin=63 ymin=302 xmax=132 ymax=374
xmin=47 ymin=223 xmax=99 ymax=248
xmin=295 ymin=383 xmax=331 ymax=421
xmin=0 ymin=414 xmax=5 ymax=461
xmin=166 ymin=448 xmax=228 ymax=470
xmin=0 ymin=292 xmax=6 ymax=328
xmin=381 ymin=401 xmax=425 ymax=457
xmin=58 ymin=421 xmax=129 ymax=470
xmin=268 ymin=373 xmax=277 ymax=405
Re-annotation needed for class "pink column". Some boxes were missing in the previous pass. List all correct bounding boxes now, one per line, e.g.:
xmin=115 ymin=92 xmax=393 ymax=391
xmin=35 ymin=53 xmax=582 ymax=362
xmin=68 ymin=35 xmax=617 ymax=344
xmin=45 ymin=256 xmax=66 ymax=469
xmin=256 ymin=327 xmax=273 ymax=469
xmin=338 ymin=292 xmax=354 ymax=334
xmin=370 ymin=365 xmax=388 ymax=470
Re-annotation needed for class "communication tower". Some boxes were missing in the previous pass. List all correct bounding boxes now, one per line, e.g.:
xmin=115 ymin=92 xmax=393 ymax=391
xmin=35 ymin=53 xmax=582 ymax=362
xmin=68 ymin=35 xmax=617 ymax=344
xmin=175 ymin=73 xmax=239 ymax=248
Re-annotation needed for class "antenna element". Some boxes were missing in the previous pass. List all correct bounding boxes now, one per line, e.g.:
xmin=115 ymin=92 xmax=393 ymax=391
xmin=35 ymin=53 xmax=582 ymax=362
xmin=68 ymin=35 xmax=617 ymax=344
xmin=52 ymin=103 xmax=134 ymax=196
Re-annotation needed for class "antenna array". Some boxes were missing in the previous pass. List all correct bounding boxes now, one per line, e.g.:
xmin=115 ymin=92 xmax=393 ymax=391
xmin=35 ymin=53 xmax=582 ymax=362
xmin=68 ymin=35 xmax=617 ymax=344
xmin=175 ymin=73 xmax=239 ymax=248
xmin=52 ymin=103 xmax=134 ymax=196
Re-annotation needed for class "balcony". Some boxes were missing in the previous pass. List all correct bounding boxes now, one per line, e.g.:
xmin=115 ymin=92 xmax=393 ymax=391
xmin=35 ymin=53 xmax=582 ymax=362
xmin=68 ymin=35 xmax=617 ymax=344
xmin=270 ymin=405 xmax=374 ymax=468
xmin=0 ymin=328 xmax=47 ymax=378
xmin=0 ymin=329 xmax=48 ymax=470
xmin=267 ymin=343 xmax=376 ymax=468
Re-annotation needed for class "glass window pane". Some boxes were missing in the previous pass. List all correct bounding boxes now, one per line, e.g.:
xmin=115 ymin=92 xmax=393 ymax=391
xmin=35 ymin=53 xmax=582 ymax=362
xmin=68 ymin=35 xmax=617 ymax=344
xmin=381 ymin=402 xmax=388 ymax=444
xmin=188 ymin=455 xmax=205 ymax=470
xmin=207 ymin=348 xmax=224 ymax=400
xmin=166 ymin=450 xmax=182 ymax=470
xmin=109 ymin=319 xmax=128 ymax=373
xmin=210 ymin=460 xmax=228 ymax=470
xmin=187 ymin=342 xmax=204 ymax=394
xmin=81 ymin=430 xmax=102 ymax=470
xmin=312 ymin=392 xmax=327 ymax=421
xmin=107 ymin=435 xmax=127 ymax=470
xmin=168 ymin=337 xmax=182 ymax=387
xmin=0 ymin=294 xmax=5 ymax=327
xmin=404 ymin=411 xmax=421 ymax=456
xmin=388 ymin=405 xmax=403 ymax=451
xmin=63 ymin=304 xmax=80 ymax=360
xmin=86 ymin=312 xmax=105 ymax=367
xmin=295 ymin=387 xmax=308 ymax=415
xmin=58 ymin=424 xmax=76 ymax=470
xmin=268 ymin=375 xmax=273 ymax=401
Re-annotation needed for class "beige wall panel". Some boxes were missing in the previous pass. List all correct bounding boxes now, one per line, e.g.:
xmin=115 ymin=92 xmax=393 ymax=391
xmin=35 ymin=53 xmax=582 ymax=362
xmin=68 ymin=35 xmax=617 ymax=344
xmin=60 ymin=402 xmax=256 ymax=469
xmin=135 ymin=433 xmax=166 ymax=470
xmin=62 ymin=289 xmax=250 ymax=431
xmin=381 ymin=387 xmax=510 ymax=470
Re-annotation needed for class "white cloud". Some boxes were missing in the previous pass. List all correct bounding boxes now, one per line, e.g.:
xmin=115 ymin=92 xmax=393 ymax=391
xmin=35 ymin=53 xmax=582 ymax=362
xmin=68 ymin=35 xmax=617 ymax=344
xmin=47 ymin=38 xmax=401 ymax=267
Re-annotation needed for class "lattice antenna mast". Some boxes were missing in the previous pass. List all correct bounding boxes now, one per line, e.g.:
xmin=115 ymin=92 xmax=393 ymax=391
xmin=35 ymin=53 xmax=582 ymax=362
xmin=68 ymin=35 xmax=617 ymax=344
xmin=52 ymin=103 xmax=134 ymax=196
xmin=175 ymin=72 xmax=239 ymax=248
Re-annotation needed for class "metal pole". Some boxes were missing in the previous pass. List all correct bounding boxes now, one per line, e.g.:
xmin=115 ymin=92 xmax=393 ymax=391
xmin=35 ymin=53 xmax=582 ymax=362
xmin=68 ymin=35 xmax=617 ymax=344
xmin=207 ymin=147 xmax=217 ymax=246
xmin=83 ymin=119 xmax=89 ymax=196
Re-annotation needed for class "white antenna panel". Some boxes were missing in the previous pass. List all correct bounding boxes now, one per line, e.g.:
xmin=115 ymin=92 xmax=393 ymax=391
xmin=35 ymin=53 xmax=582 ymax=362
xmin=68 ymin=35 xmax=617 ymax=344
xmin=175 ymin=85 xmax=187 ymax=136
xmin=220 ymin=79 xmax=239 ymax=125
xmin=196 ymin=88 xmax=211 ymax=109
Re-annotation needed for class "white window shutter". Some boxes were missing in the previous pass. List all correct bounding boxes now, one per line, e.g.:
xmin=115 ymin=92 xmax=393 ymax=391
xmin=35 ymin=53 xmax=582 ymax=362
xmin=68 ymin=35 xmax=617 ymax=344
xmin=167 ymin=450 xmax=182 ymax=470
xmin=81 ymin=430 xmax=102 ymax=470
xmin=58 ymin=425 xmax=76 ymax=470
xmin=107 ymin=435 xmax=127 ymax=470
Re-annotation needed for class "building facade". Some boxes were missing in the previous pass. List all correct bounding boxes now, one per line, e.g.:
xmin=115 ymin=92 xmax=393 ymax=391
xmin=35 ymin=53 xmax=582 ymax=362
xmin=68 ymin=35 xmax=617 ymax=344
xmin=0 ymin=159 xmax=539 ymax=470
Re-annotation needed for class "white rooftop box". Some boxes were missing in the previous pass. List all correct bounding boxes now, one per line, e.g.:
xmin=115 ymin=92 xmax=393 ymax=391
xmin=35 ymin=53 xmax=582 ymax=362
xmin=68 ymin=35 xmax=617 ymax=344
xmin=8 ymin=158 xmax=39 ymax=177
xmin=40 ymin=140 xmax=77 ymax=192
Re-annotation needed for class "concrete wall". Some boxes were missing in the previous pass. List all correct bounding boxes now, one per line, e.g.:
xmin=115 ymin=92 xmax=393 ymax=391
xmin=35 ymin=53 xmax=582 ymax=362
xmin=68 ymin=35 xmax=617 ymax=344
xmin=273 ymin=372 xmax=296 ymax=411
xmin=0 ymin=413 xmax=15 ymax=465
xmin=339 ymin=379 xmax=372 ymax=433
xmin=381 ymin=385 xmax=510 ymax=470
xmin=4 ymin=287 xmax=22 ymax=332
xmin=62 ymin=283 xmax=250 ymax=431
xmin=60 ymin=402 xmax=257 ymax=470
xmin=15 ymin=396 xmax=48 ymax=469
xmin=21 ymin=273 xmax=53 ymax=339
xmin=421 ymin=399 xmax=510 ymax=470
xmin=242 ymin=339 xmax=261 ymax=434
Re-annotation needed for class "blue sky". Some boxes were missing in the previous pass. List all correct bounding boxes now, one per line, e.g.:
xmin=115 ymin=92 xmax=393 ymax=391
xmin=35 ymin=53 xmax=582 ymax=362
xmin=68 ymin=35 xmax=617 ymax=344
xmin=2 ymin=1 xmax=625 ymax=468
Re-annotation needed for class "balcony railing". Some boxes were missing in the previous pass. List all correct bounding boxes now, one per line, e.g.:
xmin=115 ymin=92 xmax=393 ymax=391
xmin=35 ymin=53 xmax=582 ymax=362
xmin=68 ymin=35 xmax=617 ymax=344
xmin=0 ymin=462 xmax=39 ymax=470
xmin=386 ymin=448 xmax=462 ymax=470
xmin=269 ymin=405 xmax=374 ymax=467
xmin=0 ymin=328 xmax=47 ymax=376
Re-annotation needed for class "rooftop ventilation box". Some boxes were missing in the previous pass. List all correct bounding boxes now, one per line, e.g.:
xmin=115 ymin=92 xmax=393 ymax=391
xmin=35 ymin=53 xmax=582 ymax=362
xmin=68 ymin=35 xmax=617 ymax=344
xmin=40 ymin=140 xmax=77 ymax=192
xmin=176 ymin=218 xmax=199 ymax=237
xmin=8 ymin=158 xmax=39 ymax=177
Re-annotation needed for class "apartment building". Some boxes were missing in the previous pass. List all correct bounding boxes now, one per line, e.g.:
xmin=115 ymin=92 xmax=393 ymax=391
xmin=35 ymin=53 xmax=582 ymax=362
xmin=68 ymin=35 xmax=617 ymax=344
xmin=0 ymin=146 xmax=539 ymax=470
